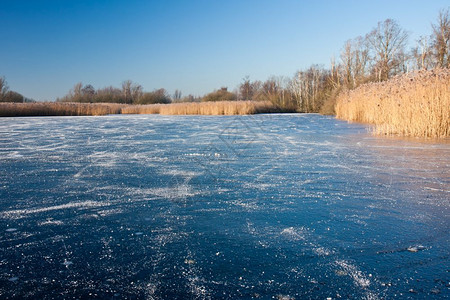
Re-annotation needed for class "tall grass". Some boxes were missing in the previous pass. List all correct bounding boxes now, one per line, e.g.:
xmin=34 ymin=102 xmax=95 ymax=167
xmin=122 ymin=101 xmax=278 ymax=115
xmin=335 ymin=69 xmax=450 ymax=138
xmin=120 ymin=104 xmax=162 ymax=114
xmin=0 ymin=102 xmax=126 ymax=117
xmin=0 ymin=101 xmax=281 ymax=117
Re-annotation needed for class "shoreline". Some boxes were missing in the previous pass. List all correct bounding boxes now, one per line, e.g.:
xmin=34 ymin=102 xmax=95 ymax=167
xmin=0 ymin=101 xmax=294 ymax=117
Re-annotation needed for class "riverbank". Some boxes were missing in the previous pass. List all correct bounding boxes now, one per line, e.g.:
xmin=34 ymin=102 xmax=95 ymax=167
xmin=335 ymin=69 xmax=450 ymax=138
xmin=0 ymin=101 xmax=284 ymax=117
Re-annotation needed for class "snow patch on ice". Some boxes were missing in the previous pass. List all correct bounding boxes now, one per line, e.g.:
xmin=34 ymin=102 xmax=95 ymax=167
xmin=62 ymin=259 xmax=73 ymax=267
xmin=1 ymin=201 xmax=109 ymax=219
xmin=313 ymin=247 xmax=333 ymax=256
xmin=281 ymin=227 xmax=306 ymax=241
xmin=335 ymin=260 xmax=371 ymax=288
xmin=161 ymin=169 xmax=202 ymax=178
xmin=242 ymin=182 xmax=275 ymax=191
xmin=0 ymin=151 xmax=23 ymax=159
xmin=334 ymin=259 xmax=379 ymax=299
xmin=38 ymin=219 xmax=64 ymax=226
xmin=231 ymin=200 xmax=260 ymax=211
xmin=128 ymin=185 xmax=199 ymax=200
xmin=97 ymin=208 xmax=124 ymax=217
xmin=184 ymin=152 xmax=214 ymax=158
xmin=182 ymin=251 xmax=210 ymax=299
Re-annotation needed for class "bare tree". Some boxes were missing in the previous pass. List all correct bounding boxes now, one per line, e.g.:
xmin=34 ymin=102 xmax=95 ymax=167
xmin=0 ymin=76 xmax=9 ymax=100
xmin=290 ymin=68 xmax=319 ymax=112
xmin=308 ymin=65 xmax=323 ymax=111
xmin=340 ymin=40 xmax=354 ymax=88
xmin=82 ymin=84 xmax=95 ymax=102
xmin=173 ymin=89 xmax=182 ymax=101
xmin=122 ymin=80 xmax=143 ymax=104
xmin=96 ymin=86 xmax=123 ymax=103
xmin=0 ymin=77 xmax=23 ymax=103
xmin=250 ymin=80 xmax=262 ymax=100
xmin=431 ymin=8 xmax=450 ymax=68
xmin=366 ymin=19 xmax=408 ymax=81
xmin=329 ymin=56 xmax=341 ymax=90
xmin=290 ymin=65 xmax=329 ymax=112
xmin=239 ymin=76 xmax=254 ymax=100
xmin=131 ymin=84 xmax=143 ymax=102
xmin=412 ymin=36 xmax=432 ymax=70
xmin=73 ymin=82 xmax=82 ymax=95
xmin=352 ymin=36 xmax=370 ymax=86
xmin=290 ymin=71 xmax=308 ymax=111
xmin=122 ymin=80 xmax=133 ymax=104
xmin=71 ymin=82 xmax=83 ymax=102
xmin=82 ymin=84 xmax=95 ymax=94
xmin=275 ymin=76 xmax=291 ymax=107
xmin=261 ymin=77 xmax=281 ymax=104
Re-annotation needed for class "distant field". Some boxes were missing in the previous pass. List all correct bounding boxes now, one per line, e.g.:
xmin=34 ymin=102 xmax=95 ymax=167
xmin=335 ymin=69 xmax=450 ymax=138
xmin=0 ymin=101 xmax=281 ymax=117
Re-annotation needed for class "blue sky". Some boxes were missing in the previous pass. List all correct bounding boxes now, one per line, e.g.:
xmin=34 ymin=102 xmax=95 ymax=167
xmin=1 ymin=0 xmax=448 ymax=101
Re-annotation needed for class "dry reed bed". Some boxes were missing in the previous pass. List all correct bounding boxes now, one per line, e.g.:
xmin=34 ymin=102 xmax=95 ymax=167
xmin=121 ymin=101 xmax=277 ymax=115
xmin=0 ymin=102 xmax=126 ymax=117
xmin=0 ymin=101 xmax=279 ymax=117
xmin=335 ymin=69 xmax=450 ymax=138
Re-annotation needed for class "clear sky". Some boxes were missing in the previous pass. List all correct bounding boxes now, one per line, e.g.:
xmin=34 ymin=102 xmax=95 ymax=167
xmin=1 ymin=0 xmax=448 ymax=101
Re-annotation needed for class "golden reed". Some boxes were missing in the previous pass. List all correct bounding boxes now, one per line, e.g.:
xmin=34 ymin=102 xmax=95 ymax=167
xmin=121 ymin=101 xmax=277 ymax=115
xmin=335 ymin=69 xmax=450 ymax=138
xmin=0 ymin=101 xmax=278 ymax=117
xmin=0 ymin=102 xmax=125 ymax=117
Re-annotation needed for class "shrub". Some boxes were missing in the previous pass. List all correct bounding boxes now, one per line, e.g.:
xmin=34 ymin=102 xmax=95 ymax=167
xmin=202 ymin=87 xmax=237 ymax=102
xmin=1 ymin=91 xmax=24 ymax=103
xmin=136 ymin=89 xmax=171 ymax=104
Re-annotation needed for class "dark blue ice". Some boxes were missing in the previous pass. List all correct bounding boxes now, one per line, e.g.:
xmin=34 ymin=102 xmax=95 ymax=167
xmin=0 ymin=114 xmax=448 ymax=299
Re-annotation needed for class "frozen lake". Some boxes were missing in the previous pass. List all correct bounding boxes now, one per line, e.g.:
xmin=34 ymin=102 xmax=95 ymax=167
xmin=0 ymin=114 xmax=449 ymax=299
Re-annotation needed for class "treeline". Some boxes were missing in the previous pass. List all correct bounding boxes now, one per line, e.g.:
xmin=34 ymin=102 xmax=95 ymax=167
xmin=56 ymin=9 xmax=448 ymax=113
xmin=57 ymin=80 xmax=172 ymax=104
xmin=1 ymin=8 xmax=448 ymax=114
xmin=236 ymin=8 xmax=450 ymax=113
xmin=0 ymin=77 xmax=35 ymax=103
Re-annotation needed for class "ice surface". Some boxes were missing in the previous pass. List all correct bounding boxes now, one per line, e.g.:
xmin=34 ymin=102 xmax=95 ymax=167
xmin=1 ymin=201 xmax=109 ymax=219
xmin=0 ymin=114 xmax=448 ymax=299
